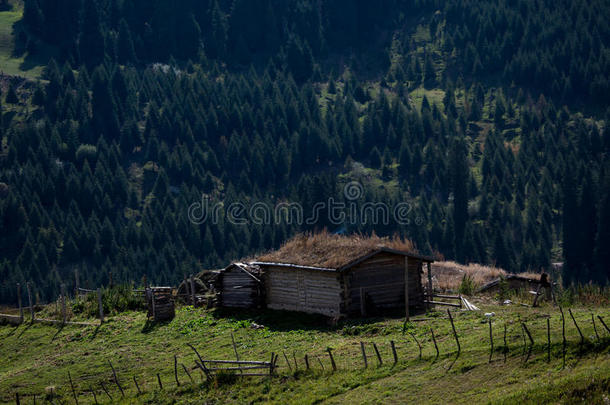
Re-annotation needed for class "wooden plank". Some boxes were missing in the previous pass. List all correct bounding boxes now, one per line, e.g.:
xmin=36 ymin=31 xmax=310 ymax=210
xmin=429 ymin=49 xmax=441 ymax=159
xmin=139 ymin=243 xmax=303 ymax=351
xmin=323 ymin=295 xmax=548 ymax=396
xmin=424 ymin=300 xmax=461 ymax=308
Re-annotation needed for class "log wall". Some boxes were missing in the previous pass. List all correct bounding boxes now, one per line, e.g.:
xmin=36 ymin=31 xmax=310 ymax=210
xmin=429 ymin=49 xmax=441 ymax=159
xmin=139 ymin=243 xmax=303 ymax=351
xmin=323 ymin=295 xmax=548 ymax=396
xmin=264 ymin=266 xmax=342 ymax=317
xmin=344 ymin=252 xmax=425 ymax=315
xmin=221 ymin=267 xmax=263 ymax=308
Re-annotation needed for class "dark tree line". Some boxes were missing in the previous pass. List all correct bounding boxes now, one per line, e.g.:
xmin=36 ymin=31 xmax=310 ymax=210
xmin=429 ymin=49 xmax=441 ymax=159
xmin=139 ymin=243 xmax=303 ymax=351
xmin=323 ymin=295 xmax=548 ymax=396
xmin=0 ymin=0 xmax=608 ymax=303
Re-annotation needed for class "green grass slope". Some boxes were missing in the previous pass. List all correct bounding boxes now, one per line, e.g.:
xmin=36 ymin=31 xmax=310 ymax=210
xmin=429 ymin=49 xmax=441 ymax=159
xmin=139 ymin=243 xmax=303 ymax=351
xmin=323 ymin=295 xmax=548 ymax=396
xmin=0 ymin=1 xmax=49 ymax=79
xmin=1 ymin=303 xmax=609 ymax=404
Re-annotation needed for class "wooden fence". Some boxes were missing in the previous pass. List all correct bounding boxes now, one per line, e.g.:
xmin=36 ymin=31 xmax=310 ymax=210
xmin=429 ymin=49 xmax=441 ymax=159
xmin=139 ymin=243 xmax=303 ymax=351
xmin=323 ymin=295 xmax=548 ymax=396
xmin=7 ymin=307 xmax=610 ymax=404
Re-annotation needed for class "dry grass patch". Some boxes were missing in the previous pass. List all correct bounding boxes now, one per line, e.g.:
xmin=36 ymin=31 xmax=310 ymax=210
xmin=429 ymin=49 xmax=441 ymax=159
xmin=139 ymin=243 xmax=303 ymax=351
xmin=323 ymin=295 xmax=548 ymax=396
xmin=429 ymin=261 xmax=541 ymax=292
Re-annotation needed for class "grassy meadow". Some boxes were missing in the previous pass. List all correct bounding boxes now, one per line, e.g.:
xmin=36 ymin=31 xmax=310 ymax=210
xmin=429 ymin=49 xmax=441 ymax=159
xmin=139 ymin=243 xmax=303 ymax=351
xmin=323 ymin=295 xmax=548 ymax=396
xmin=1 ymin=297 xmax=609 ymax=404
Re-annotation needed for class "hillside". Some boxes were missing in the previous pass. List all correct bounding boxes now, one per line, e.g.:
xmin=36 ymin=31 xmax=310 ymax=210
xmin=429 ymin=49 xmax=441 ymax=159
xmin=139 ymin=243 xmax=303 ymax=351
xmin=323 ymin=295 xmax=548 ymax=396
xmin=0 ymin=1 xmax=608 ymax=303
xmin=1 ymin=300 xmax=609 ymax=404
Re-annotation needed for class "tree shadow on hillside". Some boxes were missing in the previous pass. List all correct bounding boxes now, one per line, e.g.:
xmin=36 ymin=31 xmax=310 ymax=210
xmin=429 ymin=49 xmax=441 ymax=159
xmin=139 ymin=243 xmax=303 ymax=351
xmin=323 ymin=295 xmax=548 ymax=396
xmin=10 ymin=17 xmax=56 ymax=73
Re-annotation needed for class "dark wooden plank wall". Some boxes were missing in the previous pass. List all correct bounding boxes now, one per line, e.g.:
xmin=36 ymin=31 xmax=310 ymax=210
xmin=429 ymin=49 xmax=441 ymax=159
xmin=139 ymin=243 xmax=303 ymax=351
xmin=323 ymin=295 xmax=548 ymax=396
xmin=221 ymin=268 xmax=261 ymax=308
xmin=344 ymin=252 xmax=424 ymax=314
xmin=264 ymin=266 xmax=342 ymax=317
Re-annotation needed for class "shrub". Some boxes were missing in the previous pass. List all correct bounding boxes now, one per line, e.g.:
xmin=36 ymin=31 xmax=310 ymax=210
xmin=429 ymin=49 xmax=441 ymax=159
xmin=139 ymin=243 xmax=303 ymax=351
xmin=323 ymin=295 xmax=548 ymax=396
xmin=75 ymin=144 xmax=97 ymax=162
xmin=458 ymin=274 xmax=477 ymax=296
xmin=73 ymin=285 xmax=145 ymax=318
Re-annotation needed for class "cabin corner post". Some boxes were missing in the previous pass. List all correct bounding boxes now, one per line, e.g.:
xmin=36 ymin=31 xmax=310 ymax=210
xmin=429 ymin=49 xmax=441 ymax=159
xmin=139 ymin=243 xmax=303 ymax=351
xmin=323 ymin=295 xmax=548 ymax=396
xmin=404 ymin=256 xmax=409 ymax=321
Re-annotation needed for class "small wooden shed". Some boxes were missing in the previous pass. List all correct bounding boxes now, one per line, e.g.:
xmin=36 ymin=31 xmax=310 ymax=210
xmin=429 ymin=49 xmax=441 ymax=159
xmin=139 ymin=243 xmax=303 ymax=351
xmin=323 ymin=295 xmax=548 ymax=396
xmin=146 ymin=287 xmax=175 ymax=321
xmin=253 ymin=233 xmax=434 ymax=318
xmin=220 ymin=263 xmax=264 ymax=308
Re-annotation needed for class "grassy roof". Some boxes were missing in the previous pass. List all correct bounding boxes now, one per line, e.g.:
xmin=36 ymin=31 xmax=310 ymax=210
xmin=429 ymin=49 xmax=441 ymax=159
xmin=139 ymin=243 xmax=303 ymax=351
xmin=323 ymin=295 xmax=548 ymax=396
xmin=256 ymin=231 xmax=417 ymax=269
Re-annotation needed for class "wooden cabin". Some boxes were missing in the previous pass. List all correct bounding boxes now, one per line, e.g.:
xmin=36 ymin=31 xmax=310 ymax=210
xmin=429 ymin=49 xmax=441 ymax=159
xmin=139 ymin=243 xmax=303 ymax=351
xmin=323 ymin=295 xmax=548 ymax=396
xmin=253 ymin=249 xmax=432 ymax=318
xmin=220 ymin=263 xmax=264 ymax=308
xmin=238 ymin=232 xmax=435 ymax=318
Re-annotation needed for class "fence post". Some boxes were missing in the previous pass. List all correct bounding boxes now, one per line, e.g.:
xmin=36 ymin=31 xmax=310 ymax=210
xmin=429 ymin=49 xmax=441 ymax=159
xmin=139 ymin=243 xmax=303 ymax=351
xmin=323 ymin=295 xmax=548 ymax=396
xmin=390 ymin=341 xmax=398 ymax=365
xmin=282 ymin=351 xmax=292 ymax=372
xmin=591 ymin=314 xmax=600 ymax=340
xmin=503 ymin=324 xmax=508 ymax=363
xmin=17 ymin=283 xmax=23 ymax=323
xmin=27 ymin=282 xmax=34 ymax=322
xmin=360 ymin=342 xmax=367 ymax=368
xmin=488 ymin=319 xmax=493 ymax=363
xmin=61 ymin=284 xmax=67 ymax=324
xmin=174 ymin=355 xmax=180 ymax=386
xmin=109 ymin=361 xmax=125 ymax=397
xmin=430 ymin=328 xmax=439 ymax=359
xmin=568 ymin=309 xmax=585 ymax=345
xmin=74 ymin=269 xmax=79 ymax=298
xmin=133 ymin=376 xmax=142 ymax=394
xmin=97 ymin=288 xmax=104 ymax=324
xmin=447 ymin=309 xmax=460 ymax=354
xmin=372 ymin=343 xmax=383 ymax=366
xmin=68 ymin=371 xmax=79 ymax=405
xmin=327 ymin=348 xmax=337 ymax=372
xmin=190 ymin=274 xmax=196 ymax=306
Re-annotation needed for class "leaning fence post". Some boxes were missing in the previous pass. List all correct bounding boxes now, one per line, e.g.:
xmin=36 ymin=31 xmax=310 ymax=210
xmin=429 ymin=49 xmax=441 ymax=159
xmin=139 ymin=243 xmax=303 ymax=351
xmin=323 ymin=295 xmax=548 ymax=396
xmin=90 ymin=387 xmax=98 ymax=404
xmin=447 ymin=309 xmax=461 ymax=354
xmin=269 ymin=352 xmax=275 ymax=375
xmin=68 ymin=371 xmax=79 ymax=405
xmin=133 ymin=376 xmax=142 ymax=394
xmin=304 ymin=354 xmax=310 ymax=370
xmin=327 ymin=348 xmax=337 ymax=372
xmin=109 ymin=361 xmax=125 ymax=397
xmin=360 ymin=341 xmax=368 ymax=368
xmin=598 ymin=315 xmax=610 ymax=334
xmin=181 ymin=364 xmax=194 ymax=383
xmin=372 ymin=342 xmax=383 ymax=366
xmin=282 ymin=351 xmax=293 ymax=372
xmin=408 ymin=332 xmax=422 ymax=360
xmin=174 ymin=355 xmax=180 ymax=386
xmin=522 ymin=322 xmax=534 ymax=362
xmin=97 ymin=288 xmax=104 ymax=324
xmin=100 ymin=382 xmax=112 ymax=401
xmin=591 ymin=314 xmax=600 ymax=340
xmin=17 ymin=283 xmax=23 ymax=323
xmin=390 ymin=341 xmax=398 ymax=365
xmin=27 ymin=282 xmax=34 ymax=322
xmin=430 ymin=328 xmax=439 ymax=359
xmin=568 ymin=309 xmax=585 ymax=345
xmin=315 ymin=356 xmax=324 ymax=371
xmin=157 ymin=373 xmax=163 ymax=390
xmin=186 ymin=343 xmax=211 ymax=381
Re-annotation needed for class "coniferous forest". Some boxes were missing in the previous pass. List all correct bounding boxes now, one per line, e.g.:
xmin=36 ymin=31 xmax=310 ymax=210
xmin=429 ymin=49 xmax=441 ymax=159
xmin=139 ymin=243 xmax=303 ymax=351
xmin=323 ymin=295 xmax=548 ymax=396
xmin=0 ymin=0 xmax=609 ymax=303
